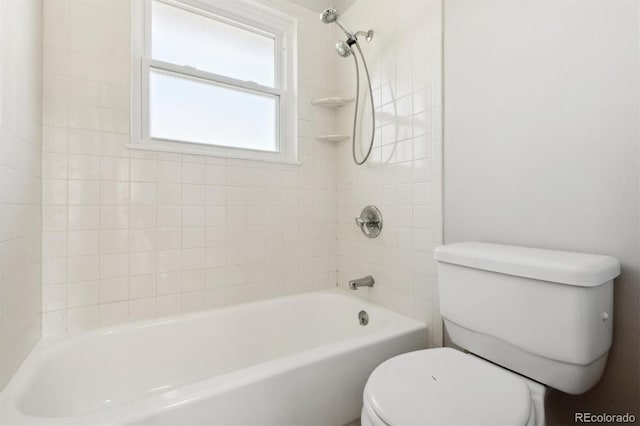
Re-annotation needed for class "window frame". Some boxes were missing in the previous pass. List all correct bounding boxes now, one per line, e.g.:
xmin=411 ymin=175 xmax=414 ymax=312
xmin=130 ymin=0 xmax=298 ymax=164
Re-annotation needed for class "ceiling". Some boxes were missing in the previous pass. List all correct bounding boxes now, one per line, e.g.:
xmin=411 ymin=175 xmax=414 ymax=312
xmin=282 ymin=0 xmax=357 ymax=13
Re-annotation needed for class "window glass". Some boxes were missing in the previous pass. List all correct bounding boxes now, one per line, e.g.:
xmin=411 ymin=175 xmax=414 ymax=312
xmin=149 ymin=70 xmax=278 ymax=152
xmin=151 ymin=0 xmax=276 ymax=87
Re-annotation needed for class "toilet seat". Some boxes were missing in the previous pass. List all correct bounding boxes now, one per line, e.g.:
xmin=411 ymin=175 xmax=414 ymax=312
xmin=363 ymin=348 xmax=533 ymax=426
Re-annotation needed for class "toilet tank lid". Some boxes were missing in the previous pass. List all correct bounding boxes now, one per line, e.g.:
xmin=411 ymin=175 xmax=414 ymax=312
xmin=434 ymin=242 xmax=620 ymax=287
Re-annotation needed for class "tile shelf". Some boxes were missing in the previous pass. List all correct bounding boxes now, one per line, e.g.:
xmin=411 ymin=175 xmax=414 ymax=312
xmin=310 ymin=97 xmax=354 ymax=108
xmin=313 ymin=97 xmax=352 ymax=142
xmin=316 ymin=135 xmax=350 ymax=142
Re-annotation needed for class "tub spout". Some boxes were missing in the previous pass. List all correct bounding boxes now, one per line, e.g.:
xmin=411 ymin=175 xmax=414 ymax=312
xmin=349 ymin=276 xmax=375 ymax=290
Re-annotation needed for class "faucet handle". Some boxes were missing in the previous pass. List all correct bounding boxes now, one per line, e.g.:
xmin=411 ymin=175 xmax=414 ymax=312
xmin=355 ymin=205 xmax=383 ymax=238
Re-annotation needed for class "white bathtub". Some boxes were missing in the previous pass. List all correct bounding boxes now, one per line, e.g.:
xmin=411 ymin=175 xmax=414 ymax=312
xmin=0 ymin=288 xmax=426 ymax=425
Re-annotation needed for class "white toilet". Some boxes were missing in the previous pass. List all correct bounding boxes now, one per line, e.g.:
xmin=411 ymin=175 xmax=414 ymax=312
xmin=362 ymin=241 xmax=620 ymax=426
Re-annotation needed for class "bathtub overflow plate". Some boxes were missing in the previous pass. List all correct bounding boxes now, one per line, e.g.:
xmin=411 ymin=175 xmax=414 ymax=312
xmin=358 ymin=310 xmax=369 ymax=326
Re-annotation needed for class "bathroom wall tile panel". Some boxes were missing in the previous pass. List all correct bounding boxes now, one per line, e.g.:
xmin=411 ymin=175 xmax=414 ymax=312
xmin=335 ymin=0 xmax=443 ymax=346
xmin=41 ymin=0 xmax=340 ymax=334
xmin=0 ymin=0 xmax=43 ymax=390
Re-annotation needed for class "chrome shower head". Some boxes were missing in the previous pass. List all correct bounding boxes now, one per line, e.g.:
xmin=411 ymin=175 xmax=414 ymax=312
xmin=321 ymin=8 xmax=373 ymax=45
xmin=320 ymin=7 xmax=354 ymax=39
xmin=320 ymin=8 xmax=340 ymax=24
xmin=356 ymin=30 xmax=374 ymax=42
xmin=335 ymin=41 xmax=352 ymax=57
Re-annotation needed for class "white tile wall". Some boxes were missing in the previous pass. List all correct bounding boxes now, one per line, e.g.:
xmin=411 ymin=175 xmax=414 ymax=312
xmin=41 ymin=0 xmax=340 ymax=335
xmin=334 ymin=0 xmax=444 ymax=346
xmin=0 ymin=0 xmax=43 ymax=389
xmin=39 ymin=0 xmax=443 ymax=342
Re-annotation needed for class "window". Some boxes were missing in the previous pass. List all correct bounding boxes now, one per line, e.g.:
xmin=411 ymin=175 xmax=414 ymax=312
xmin=131 ymin=0 xmax=297 ymax=163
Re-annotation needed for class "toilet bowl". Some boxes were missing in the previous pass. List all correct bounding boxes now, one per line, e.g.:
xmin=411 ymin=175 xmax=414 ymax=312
xmin=361 ymin=348 xmax=547 ymax=426
xmin=360 ymin=242 xmax=619 ymax=426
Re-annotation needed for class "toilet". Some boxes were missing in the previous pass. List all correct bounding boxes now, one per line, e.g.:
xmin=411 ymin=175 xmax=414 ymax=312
xmin=362 ymin=241 xmax=620 ymax=426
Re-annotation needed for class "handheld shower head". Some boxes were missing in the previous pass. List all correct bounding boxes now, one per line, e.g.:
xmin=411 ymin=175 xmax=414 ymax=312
xmin=335 ymin=41 xmax=352 ymax=57
xmin=320 ymin=8 xmax=339 ymax=24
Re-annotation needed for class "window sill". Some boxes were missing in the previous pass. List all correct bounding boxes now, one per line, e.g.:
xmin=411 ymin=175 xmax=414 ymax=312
xmin=126 ymin=143 xmax=302 ymax=166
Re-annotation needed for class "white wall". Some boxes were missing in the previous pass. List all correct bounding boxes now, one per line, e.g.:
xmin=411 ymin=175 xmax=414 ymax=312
xmin=335 ymin=0 xmax=443 ymax=345
xmin=0 ymin=0 xmax=43 ymax=389
xmin=41 ymin=0 xmax=339 ymax=334
xmin=444 ymin=0 xmax=639 ymax=420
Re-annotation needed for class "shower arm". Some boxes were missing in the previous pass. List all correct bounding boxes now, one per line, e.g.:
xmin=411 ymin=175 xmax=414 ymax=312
xmin=353 ymin=31 xmax=372 ymax=40
xmin=336 ymin=24 xmax=371 ymax=44
xmin=333 ymin=19 xmax=356 ymax=39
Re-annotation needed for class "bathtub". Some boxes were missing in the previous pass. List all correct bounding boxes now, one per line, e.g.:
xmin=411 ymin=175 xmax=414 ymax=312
xmin=0 ymin=288 xmax=427 ymax=425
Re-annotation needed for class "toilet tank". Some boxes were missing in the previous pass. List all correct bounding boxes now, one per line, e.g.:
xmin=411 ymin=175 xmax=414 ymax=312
xmin=434 ymin=242 xmax=620 ymax=395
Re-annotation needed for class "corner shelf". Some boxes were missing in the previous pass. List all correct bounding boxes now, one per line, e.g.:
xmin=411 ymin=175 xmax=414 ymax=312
xmin=311 ymin=97 xmax=354 ymax=109
xmin=316 ymin=135 xmax=350 ymax=142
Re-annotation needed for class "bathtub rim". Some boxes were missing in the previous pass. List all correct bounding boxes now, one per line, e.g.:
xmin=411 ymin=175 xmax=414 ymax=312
xmin=0 ymin=288 xmax=427 ymax=425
